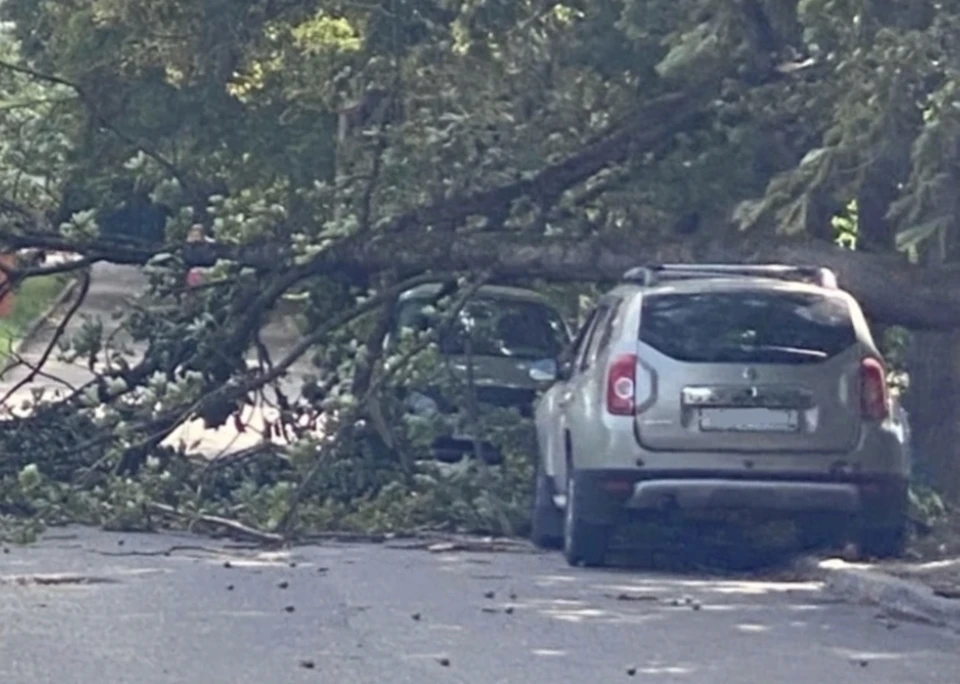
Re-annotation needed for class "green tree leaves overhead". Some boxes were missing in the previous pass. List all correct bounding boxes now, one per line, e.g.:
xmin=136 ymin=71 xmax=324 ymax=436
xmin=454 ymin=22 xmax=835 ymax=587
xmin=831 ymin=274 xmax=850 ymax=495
xmin=3 ymin=0 xmax=960 ymax=534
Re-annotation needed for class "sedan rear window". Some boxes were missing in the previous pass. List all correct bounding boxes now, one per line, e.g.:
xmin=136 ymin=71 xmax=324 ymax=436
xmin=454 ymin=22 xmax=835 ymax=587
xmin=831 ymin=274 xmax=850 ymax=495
xmin=396 ymin=297 xmax=569 ymax=361
xmin=639 ymin=290 xmax=857 ymax=364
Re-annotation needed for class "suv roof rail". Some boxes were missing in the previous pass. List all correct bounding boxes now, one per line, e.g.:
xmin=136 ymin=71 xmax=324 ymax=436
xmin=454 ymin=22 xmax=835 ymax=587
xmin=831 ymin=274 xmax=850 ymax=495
xmin=622 ymin=263 xmax=839 ymax=289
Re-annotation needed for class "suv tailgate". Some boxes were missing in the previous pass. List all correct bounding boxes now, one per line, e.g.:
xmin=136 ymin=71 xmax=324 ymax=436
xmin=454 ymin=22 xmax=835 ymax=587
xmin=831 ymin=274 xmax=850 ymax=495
xmin=634 ymin=286 xmax=864 ymax=453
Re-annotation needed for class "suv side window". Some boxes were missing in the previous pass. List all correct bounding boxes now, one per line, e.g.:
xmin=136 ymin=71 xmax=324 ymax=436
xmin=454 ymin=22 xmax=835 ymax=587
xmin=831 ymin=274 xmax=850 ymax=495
xmin=590 ymin=299 xmax=622 ymax=365
xmin=577 ymin=302 xmax=611 ymax=372
xmin=569 ymin=307 xmax=600 ymax=363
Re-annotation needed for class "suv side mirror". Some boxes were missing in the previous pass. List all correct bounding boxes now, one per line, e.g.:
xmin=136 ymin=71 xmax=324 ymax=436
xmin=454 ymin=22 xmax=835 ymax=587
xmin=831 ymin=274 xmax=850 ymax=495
xmin=555 ymin=352 xmax=574 ymax=381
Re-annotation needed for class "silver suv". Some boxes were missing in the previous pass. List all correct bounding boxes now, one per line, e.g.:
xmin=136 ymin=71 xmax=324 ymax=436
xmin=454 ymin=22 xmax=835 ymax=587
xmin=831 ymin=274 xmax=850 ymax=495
xmin=531 ymin=264 xmax=911 ymax=567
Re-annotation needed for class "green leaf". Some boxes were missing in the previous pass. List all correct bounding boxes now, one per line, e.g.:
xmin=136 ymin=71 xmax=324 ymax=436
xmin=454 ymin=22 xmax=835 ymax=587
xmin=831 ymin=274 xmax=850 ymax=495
xmin=895 ymin=217 xmax=950 ymax=252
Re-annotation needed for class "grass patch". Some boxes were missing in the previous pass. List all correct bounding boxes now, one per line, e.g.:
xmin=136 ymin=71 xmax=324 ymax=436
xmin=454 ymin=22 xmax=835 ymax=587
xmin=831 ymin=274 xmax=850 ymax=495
xmin=0 ymin=275 xmax=70 ymax=355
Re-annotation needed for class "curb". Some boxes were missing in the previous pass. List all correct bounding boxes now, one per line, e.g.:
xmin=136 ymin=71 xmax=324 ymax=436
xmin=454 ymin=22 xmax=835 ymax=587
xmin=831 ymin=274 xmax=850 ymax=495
xmin=0 ymin=276 xmax=80 ymax=377
xmin=802 ymin=556 xmax=960 ymax=632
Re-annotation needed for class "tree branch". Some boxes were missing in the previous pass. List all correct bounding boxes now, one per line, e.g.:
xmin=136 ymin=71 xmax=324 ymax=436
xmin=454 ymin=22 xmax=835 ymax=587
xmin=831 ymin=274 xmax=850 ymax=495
xmin=377 ymin=90 xmax=705 ymax=236
xmin=0 ymin=59 xmax=79 ymax=92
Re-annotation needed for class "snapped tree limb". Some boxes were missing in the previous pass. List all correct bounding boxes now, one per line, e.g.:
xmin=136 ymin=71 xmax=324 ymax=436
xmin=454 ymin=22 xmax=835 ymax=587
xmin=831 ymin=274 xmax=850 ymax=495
xmin=314 ymin=229 xmax=960 ymax=330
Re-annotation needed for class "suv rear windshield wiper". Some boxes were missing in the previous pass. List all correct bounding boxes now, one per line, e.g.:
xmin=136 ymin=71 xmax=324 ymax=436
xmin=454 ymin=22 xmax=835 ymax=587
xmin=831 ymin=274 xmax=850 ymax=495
xmin=735 ymin=345 xmax=828 ymax=361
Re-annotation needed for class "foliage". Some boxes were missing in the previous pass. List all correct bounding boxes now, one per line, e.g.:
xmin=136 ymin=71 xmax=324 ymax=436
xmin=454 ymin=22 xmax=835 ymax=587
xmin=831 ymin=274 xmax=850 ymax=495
xmin=0 ymin=400 xmax=537 ymax=543
xmin=0 ymin=0 xmax=960 ymax=543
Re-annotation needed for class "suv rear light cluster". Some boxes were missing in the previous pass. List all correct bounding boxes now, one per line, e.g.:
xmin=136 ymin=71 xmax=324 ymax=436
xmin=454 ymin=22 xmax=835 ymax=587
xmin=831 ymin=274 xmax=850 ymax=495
xmin=860 ymin=357 xmax=889 ymax=421
xmin=606 ymin=354 xmax=656 ymax=416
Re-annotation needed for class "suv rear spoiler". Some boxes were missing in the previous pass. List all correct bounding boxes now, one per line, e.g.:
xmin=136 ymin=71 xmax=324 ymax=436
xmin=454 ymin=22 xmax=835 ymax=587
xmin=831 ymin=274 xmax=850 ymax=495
xmin=622 ymin=263 xmax=839 ymax=289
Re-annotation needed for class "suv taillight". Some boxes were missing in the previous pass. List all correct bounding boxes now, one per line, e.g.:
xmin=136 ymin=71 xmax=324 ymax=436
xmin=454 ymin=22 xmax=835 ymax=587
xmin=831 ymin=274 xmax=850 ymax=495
xmin=860 ymin=357 xmax=889 ymax=421
xmin=606 ymin=354 xmax=637 ymax=416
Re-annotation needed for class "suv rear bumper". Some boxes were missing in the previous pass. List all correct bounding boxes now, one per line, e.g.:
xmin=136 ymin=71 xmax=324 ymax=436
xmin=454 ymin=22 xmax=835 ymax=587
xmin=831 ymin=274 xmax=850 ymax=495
xmin=627 ymin=478 xmax=859 ymax=513
xmin=570 ymin=469 xmax=907 ymax=525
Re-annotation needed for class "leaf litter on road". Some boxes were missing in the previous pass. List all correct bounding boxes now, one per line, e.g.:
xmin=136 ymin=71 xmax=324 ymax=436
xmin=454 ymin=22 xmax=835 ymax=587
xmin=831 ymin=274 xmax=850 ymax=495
xmin=606 ymin=592 xmax=658 ymax=602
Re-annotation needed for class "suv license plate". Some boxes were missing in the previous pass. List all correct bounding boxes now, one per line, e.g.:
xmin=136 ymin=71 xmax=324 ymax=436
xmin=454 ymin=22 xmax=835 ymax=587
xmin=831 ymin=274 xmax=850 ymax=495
xmin=699 ymin=408 xmax=800 ymax=433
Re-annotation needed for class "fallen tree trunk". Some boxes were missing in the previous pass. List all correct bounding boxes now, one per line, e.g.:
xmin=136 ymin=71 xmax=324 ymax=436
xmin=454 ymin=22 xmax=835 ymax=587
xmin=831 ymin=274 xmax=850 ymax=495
xmin=6 ymin=216 xmax=960 ymax=330
xmin=315 ymin=228 xmax=960 ymax=330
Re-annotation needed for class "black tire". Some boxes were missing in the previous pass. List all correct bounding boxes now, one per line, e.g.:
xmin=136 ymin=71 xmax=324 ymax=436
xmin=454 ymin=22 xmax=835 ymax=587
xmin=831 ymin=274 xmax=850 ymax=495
xmin=857 ymin=488 xmax=909 ymax=560
xmin=795 ymin=512 xmax=846 ymax=552
xmin=531 ymin=466 xmax=564 ymax=549
xmin=563 ymin=471 xmax=610 ymax=567
xmin=858 ymin=520 xmax=908 ymax=559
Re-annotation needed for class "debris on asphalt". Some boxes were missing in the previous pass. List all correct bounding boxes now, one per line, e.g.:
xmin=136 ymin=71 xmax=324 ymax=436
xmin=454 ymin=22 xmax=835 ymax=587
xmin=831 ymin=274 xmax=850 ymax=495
xmin=278 ymin=581 xmax=289 ymax=589
xmin=483 ymin=590 xmax=496 ymax=599
xmin=1 ymin=574 xmax=118 ymax=587
xmin=882 ymin=558 xmax=960 ymax=600
xmin=391 ymin=536 xmax=533 ymax=554
xmin=411 ymin=612 xmax=421 ymax=621
xmin=607 ymin=592 xmax=658 ymax=602
xmin=810 ymin=556 xmax=960 ymax=633
xmin=626 ymin=666 xmax=637 ymax=676
xmin=436 ymin=657 xmax=451 ymax=667
xmin=299 ymin=659 xmax=315 ymax=669
xmin=284 ymin=605 xmax=296 ymax=613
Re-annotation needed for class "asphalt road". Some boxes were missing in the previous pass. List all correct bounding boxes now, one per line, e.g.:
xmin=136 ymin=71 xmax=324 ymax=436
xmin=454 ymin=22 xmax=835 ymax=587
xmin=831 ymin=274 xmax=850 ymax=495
xmin=1 ymin=527 xmax=958 ymax=684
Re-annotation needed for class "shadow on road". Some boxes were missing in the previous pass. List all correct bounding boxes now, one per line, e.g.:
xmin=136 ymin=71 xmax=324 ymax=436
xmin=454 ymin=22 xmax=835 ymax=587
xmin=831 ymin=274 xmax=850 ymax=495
xmin=602 ymin=518 xmax=825 ymax=577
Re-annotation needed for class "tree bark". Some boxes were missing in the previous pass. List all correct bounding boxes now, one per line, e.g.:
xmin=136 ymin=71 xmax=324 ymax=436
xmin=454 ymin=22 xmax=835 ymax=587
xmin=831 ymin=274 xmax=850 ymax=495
xmin=904 ymin=330 xmax=960 ymax=498
xmin=320 ymin=229 xmax=960 ymax=330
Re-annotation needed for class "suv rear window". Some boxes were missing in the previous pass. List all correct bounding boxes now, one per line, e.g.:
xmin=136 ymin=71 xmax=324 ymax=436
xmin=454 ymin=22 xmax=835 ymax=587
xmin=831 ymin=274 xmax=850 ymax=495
xmin=639 ymin=289 xmax=857 ymax=364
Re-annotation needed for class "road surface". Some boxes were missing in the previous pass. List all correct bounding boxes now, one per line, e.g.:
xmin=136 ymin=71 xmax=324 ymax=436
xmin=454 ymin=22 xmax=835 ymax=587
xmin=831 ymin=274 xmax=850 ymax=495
xmin=0 ymin=527 xmax=958 ymax=684
xmin=0 ymin=263 xmax=313 ymax=456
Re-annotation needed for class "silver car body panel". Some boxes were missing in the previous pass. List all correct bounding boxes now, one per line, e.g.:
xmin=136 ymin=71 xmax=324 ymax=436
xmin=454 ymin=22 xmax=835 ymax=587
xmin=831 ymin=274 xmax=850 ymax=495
xmin=534 ymin=276 xmax=910 ymax=510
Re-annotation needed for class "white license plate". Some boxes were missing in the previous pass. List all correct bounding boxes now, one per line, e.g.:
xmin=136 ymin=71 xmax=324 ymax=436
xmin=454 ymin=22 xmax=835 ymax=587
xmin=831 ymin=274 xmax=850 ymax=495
xmin=699 ymin=408 xmax=800 ymax=433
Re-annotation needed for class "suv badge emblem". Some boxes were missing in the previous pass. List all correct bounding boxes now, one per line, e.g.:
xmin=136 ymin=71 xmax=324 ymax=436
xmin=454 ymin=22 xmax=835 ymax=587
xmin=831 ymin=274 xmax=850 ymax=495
xmin=742 ymin=367 xmax=758 ymax=381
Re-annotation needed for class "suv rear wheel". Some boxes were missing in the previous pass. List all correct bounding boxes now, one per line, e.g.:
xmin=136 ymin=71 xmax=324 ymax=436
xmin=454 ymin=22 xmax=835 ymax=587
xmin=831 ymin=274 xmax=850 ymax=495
xmin=796 ymin=512 xmax=847 ymax=552
xmin=531 ymin=465 xmax=563 ymax=549
xmin=563 ymin=471 xmax=610 ymax=567
xmin=857 ymin=487 xmax=909 ymax=559
xmin=858 ymin=522 xmax=907 ymax=559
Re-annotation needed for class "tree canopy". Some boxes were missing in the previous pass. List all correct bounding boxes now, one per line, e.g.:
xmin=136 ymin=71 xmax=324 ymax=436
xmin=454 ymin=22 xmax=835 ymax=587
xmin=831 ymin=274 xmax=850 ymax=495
xmin=0 ymin=0 xmax=959 ymax=538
